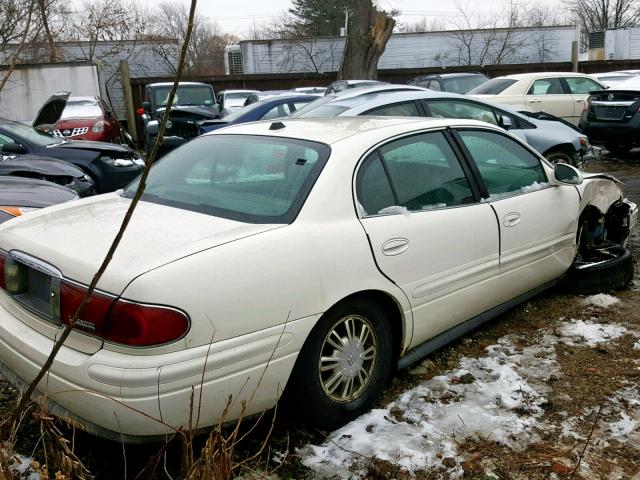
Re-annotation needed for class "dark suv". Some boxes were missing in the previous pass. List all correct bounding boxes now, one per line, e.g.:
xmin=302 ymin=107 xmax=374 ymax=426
xmin=407 ymin=72 xmax=489 ymax=94
xmin=138 ymin=82 xmax=219 ymax=153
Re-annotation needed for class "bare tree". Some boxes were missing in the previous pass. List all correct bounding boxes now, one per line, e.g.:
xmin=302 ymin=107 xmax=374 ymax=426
xmin=398 ymin=16 xmax=447 ymax=33
xmin=564 ymin=0 xmax=640 ymax=32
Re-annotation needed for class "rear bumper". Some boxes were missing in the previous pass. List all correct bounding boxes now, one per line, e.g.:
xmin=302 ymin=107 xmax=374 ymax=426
xmin=0 ymin=292 xmax=314 ymax=442
xmin=581 ymin=116 xmax=640 ymax=145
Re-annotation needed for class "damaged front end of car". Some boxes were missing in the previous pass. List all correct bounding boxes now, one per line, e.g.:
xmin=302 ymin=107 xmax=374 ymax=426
xmin=563 ymin=174 xmax=638 ymax=294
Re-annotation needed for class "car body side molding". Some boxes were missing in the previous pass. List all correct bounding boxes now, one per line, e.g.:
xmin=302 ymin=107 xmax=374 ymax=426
xmin=397 ymin=277 xmax=558 ymax=370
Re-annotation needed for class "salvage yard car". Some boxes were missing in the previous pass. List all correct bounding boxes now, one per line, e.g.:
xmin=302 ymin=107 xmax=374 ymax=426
xmin=0 ymin=118 xmax=143 ymax=193
xmin=0 ymin=117 xmax=635 ymax=442
xmin=0 ymin=176 xmax=77 ymax=224
xmin=580 ymin=76 xmax=640 ymax=155
xmin=469 ymin=72 xmax=605 ymax=126
xmin=292 ymin=89 xmax=595 ymax=167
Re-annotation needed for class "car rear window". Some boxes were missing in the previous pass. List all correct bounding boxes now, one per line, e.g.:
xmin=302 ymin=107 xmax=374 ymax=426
xmin=124 ymin=135 xmax=330 ymax=223
xmin=468 ymin=78 xmax=517 ymax=95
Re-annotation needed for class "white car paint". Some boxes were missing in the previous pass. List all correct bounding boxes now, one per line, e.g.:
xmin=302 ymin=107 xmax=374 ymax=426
xmin=470 ymin=72 xmax=605 ymax=126
xmin=0 ymin=117 xmax=633 ymax=441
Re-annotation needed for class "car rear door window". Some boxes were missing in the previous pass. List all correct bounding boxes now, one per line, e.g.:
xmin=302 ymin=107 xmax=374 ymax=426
xmin=424 ymin=100 xmax=498 ymax=125
xmin=428 ymin=80 xmax=442 ymax=91
xmin=457 ymin=130 xmax=547 ymax=197
xmin=565 ymin=77 xmax=602 ymax=94
xmin=527 ymin=78 xmax=565 ymax=95
xmin=356 ymin=131 xmax=474 ymax=215
xmin=366 ymin=102 xmax=421 ymax=117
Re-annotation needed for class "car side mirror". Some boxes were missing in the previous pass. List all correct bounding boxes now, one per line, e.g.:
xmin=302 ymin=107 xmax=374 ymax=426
xmin=142 ymin=101 xmax=151 ymax=112
xmin=553 ymin=163 xmax=583 ymax=185
xmin=498 ymin=115 xmax=512 ymax=130
xmin=1 ymin=143 xmax=27 ymax=155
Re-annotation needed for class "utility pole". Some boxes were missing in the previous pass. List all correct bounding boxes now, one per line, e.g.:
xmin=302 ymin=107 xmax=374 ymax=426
xmin=344 ymin=8 xmax=349 ymax=35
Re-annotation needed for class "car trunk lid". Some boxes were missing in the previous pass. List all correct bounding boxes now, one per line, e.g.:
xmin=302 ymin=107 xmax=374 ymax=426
xmin=587 ymin=90 xmax=640 ymax=122
xmin=0 ymin=193 xmax=283 ymax=294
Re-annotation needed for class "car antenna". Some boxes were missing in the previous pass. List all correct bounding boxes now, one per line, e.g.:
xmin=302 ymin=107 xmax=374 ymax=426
xmin=269 ymin=121 xmax=286 ymax=130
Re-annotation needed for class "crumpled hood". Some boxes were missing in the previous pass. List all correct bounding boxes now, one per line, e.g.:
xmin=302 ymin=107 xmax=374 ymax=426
xmin=0 ymin=194 xmax=282 ymax=293
xmin=156 ymin=105 xmax=219 ymax=119
xmin=49 ymin=140 xmax=134 ymax=154
xmin=0 ymin=154 xmax=85 ymax=178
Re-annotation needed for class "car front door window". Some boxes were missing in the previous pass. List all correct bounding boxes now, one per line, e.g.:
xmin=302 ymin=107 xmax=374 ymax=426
xmin=366 ymin=102 xmax=421 ymax=117
xmin=457 ymin=130 xmax=547 ymax=198
xmin=565 ymin=77 xmax=602 ymax=94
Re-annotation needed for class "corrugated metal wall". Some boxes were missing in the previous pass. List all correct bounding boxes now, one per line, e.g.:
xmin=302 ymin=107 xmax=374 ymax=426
xmin=240 ymin=26 xmax=578 ymax=75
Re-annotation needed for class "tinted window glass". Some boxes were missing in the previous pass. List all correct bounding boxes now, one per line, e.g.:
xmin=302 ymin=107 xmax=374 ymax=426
xmin=124 ymin=135 xmax=330 ymax=223
xmin=565 ymin=77 xmax=602 ymax=94
xmin=468 ymin=78 xmax=517 ymax=94
xmin=356 ymin=153 xmax=395 ymax=216
xmin=152 ymin=85 xmax=215 ymax=108
xmin=527 ymin=78 xmax=565 ymax=95
xmin=428 ymin=80 xmax=442 ymax=91
xmin=443 ymin=75 xmax=488 ymax=94
xmin=367 ymin=102 xmax=420 ymax=116
xmin=377 ymin=132 xmax=474 ymax=211
xmin=426 ymin=100 xmax=498 ymax=125
xmin=62 ymin=100 xmax=102 ymax=119
xmin=261 ymin=103 xmax=293 ymax=120
xmin=458 ymin=130 xmax=547 ymax=197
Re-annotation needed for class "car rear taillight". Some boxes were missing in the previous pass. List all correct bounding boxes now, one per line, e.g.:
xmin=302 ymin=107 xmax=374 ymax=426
xmin=59 ymin=280 xmax=189 ymax=346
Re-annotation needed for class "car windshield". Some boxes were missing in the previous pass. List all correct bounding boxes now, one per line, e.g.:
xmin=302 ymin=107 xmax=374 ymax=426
xmin=443 ymin=75 xmax=488 ymax=94
xmin=153 ymin=85 xmax=215 ymax=108
xmin=468 ymin=78 xmax=518 ymax=95
xmin=61 ymin=100 xmax=102 ymax=119
xmin=123 ymin=135 xmax=330 ymax=223
xmin=1 ymin=122 xmax=63 ymax=146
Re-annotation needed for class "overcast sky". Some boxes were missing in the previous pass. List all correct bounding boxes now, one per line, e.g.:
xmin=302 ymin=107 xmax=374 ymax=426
xmin=131 ymin=0 xmax=560 ymax=37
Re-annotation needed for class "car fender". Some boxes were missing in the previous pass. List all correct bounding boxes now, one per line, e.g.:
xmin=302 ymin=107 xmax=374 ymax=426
xmin=577 ymin=174 xmax=624 ymax=215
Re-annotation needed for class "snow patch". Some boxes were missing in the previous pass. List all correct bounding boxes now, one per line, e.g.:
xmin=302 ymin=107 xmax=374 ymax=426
xmin=634 ymin=341 xmax=640 ymax=350
xmin=299 ymin=335 xmax=556 ymax=477
xmin=377 ymin=205 xmax=411 ymax=216
xmin=583 ymin=294 xmax=620 ymax=308
xmin=557 ymin=319 xmax=628 ymax=346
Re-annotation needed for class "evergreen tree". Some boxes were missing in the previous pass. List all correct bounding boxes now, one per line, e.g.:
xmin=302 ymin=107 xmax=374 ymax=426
xmin=287 ymin=0 xmax=354 ymax=37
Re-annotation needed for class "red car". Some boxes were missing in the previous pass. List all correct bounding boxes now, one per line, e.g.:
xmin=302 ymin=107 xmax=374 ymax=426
xmin=51 ymin=96 xmax=122 ymax=143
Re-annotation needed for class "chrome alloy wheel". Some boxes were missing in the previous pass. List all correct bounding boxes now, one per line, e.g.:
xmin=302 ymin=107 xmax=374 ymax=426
xmin=318 ymin=314 xmax=377 ymax=402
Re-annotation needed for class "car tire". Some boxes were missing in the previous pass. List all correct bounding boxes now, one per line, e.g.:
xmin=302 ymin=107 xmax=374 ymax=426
xmin=285 ymin=299 xmax=393 ymax=430
xmin=559 ymin=245 xmax=634 ymax=295
xmin=605 ymin=143 xmax=633 ymax=156
xmin=545 ymin=149 xmax=575 ymax=166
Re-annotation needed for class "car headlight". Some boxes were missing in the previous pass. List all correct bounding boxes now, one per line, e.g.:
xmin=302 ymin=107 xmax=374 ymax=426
xmin=92 ymin=120 xmax=105 ymax=133
xmin=101 ymin=156 xmax=136 ymax=167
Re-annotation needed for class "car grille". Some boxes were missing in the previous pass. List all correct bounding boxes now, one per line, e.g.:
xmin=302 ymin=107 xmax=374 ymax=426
xmin=53 ymin=127 xmax=89 ymax=138
xmin=593 ymin=106 xmax=627 ymax=121
xmin=4 ymin=252 xmax=61 ymax=324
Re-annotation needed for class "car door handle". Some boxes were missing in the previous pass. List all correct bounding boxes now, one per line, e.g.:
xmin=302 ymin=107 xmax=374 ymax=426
xmin=575 ymin=99 xmax=585 ymax=102
xmin=382 ymin=238 xmax=409 ymax=256
xmin=529 ymin=99 xmax=542 ymax=103
xmin=503 ymin=212 xmax=521 ymax=227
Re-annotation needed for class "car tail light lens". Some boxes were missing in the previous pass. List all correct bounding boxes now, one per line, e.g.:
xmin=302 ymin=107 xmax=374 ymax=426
xmin=579 ymin=137 xmax=589 ymax=147
xmin=92 ymin=120 xmax=105 ymax=133
xmin=59 ymin=281 xmax=189 ymax=346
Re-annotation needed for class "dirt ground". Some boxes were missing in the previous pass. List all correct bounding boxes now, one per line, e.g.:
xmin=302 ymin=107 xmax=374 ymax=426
xmin=2 ymin=152 xmax=640 ymax=479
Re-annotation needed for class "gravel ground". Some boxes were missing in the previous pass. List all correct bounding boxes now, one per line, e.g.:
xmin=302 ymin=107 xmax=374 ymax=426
xmin=2 ymin=152 xmax=640 ymax=479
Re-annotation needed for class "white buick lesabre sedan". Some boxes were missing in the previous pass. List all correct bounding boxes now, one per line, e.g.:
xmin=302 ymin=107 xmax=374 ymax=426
xmin=0 ymin=117 xmax=635 ymax=441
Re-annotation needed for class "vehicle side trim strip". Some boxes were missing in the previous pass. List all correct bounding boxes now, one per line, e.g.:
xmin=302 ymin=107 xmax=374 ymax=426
xmin=397 ymin=278 xmax=558 ymax=370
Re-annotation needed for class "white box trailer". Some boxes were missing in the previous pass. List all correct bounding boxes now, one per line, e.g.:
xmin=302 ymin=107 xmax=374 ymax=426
xmin=0 ymin=62 xmax=100 ymax=124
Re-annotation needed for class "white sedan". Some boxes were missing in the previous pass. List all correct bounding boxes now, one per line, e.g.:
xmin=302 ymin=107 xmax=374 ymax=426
xmin=0 ymin=117 xmax=635 ymax=441
xmin=469 ymin=72 xmax=605 ymax=126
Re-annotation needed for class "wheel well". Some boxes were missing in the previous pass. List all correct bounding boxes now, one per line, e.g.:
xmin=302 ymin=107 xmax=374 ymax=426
xmin=577 ymin=204 xmax=606 ymax=253
xmin=325 ymin=290 xmax=405 ymax=364
xmin=543 ymin=143 xmax=575 ymax=158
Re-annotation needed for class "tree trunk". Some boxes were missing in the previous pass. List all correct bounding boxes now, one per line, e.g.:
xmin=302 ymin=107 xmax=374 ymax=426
xmin=338 ymin=0 xmax=395 ymax=80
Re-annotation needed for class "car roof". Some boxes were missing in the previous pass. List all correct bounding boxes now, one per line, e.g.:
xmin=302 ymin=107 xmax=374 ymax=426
xmin=297 ymin=89 xmax=526 ymax=117
xmin=147 ymin=82 xmax=211 ymax=87
xmin=67 ymin=96 xmax=100 ymax=102
xmin=415 ymin=72 xmax=485 ymax=79
xmin=206 ymin=117 xmax=500 ymax=145
xmin=221 ymin=89 xmax=259 ymax=94
xmin=496 ymin=71 xmax=595 ymax=80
